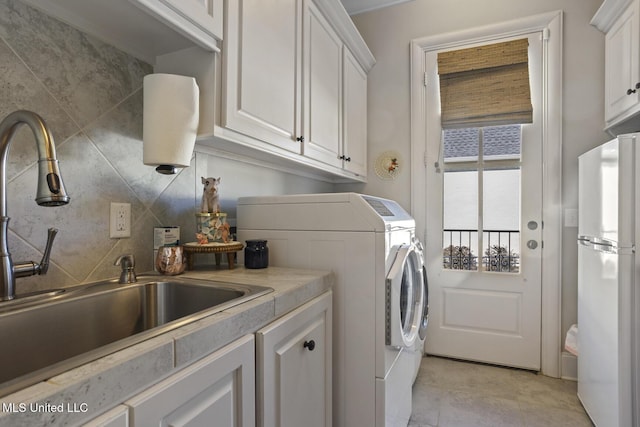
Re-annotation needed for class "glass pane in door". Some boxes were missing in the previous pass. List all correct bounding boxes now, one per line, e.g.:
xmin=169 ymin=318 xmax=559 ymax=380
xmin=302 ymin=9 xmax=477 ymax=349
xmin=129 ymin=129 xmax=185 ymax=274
xmin=443 ymin=170 xmax=478 ymax=271
xmin=482 ymin=125 xmax=522 ymax=273
xmin=442 ymin=125 xmax=523 ymax=273
xmin=483 ymin=125 xmax=521 ymax=159
xmin=483 ymin=168 xmax=521 ymax=273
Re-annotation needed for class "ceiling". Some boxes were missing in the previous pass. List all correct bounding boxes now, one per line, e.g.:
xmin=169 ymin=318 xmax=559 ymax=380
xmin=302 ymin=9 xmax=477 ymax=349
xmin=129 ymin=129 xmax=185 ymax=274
xmin=340 ymin=0 xmax=414 ymax=15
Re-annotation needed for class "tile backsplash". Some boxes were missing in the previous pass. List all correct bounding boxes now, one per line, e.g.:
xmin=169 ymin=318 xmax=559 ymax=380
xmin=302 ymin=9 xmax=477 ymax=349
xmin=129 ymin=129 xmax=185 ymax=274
xmin=0 ymin=0 xmax=333 ymax=294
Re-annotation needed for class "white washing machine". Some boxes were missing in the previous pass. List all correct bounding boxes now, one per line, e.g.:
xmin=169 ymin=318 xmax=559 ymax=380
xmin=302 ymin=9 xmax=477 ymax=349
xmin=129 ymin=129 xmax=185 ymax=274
xmin=237 ymin=193 xmax=429 ymax=427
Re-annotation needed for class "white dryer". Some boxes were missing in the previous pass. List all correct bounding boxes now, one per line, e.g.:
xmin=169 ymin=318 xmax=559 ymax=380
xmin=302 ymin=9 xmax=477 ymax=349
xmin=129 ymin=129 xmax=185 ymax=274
xmin=237 ymin=193 xmax=428 ymax=427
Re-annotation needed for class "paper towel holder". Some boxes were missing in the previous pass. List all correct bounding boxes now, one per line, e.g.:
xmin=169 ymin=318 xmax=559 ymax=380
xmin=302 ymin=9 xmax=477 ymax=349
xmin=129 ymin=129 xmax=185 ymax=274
xmin=155 ymin=165 xmax=177 ymax=175
xmin=143 ymin=73 xmax=200 ymax=175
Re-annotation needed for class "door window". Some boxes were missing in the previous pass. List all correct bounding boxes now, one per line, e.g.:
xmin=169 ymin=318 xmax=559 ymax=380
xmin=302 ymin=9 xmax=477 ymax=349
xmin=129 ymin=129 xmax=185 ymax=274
xmin=442 ymin=125 xmax=521 ymax=273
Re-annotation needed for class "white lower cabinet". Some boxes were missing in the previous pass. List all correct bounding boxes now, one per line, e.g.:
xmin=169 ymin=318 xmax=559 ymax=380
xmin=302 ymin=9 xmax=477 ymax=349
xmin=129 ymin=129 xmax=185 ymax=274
xmin=82 ymin=405 xmax=129 ymax=427
xmin=256 ymin=291 xmax=332 ymax=427
xmin=83 ymin=293 xmax=331 ymax=427
xmin=125 ymin=334 xmax=256 ymax=427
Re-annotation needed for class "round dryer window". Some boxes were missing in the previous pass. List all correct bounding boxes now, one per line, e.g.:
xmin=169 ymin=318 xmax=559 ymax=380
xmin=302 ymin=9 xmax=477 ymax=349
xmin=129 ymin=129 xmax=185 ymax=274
xmin=386 ymin=243 xmax=425 ymax=348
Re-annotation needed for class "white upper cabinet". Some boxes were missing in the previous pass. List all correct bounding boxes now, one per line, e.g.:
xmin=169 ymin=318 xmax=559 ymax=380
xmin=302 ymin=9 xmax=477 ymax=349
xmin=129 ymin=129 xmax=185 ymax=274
xmin=223 ymin=0 xmax=302 ymax=154
xmin=604 ymin=1 xmax=639 ymax=122
xmin=132 ymin=0 xmax=223 ymax=49
xmin=343 ymin=47 xmax=368 ymax=177
xmin=593 ymin=0 xmax=640 ymax=132
xmin=303 ymin=1 xmax=344 ymax=169
xmin=21 ymin=0 xmax=222 ymax=64
xmin=219 ymin=0 xmax=374 ymax=181
xmin=21 ymin=0 xmax=374 ymax=181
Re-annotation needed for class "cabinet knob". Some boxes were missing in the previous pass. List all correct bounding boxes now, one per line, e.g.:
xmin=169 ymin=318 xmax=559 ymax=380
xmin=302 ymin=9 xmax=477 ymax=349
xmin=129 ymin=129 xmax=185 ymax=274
xmin=636 ymin=82 xmax=640 ymax=89
xmin=345 ymin=157 xmax=351 ymax=162
xmin=628 ymin=88 xmax=637 ymax=95
xmin=303 ymin=340 xmax=316 ymax=351
xmin=296 ymin=136 xmax=305 ymax=143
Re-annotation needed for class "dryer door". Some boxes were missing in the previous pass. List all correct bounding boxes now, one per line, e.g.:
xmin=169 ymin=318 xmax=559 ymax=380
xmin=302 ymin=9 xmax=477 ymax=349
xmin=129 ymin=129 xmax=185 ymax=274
xmin=418 ymin=265 xmax=429 ymax=341
xmin=413 ymin=238 xmax=430 ymax=341
xmin=386 ymin=243 xmax=425 ymax=348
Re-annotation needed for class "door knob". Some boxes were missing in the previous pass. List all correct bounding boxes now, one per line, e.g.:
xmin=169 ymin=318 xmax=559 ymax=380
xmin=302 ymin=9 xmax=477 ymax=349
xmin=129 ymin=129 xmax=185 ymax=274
xmin=527 ymin=240 xmax=538 ymax=250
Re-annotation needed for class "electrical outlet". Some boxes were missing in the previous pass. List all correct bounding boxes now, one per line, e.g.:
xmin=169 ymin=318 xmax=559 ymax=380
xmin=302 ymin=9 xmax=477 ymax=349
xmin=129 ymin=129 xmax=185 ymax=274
xmin=110 ymin=202 xmax=131 ymax=238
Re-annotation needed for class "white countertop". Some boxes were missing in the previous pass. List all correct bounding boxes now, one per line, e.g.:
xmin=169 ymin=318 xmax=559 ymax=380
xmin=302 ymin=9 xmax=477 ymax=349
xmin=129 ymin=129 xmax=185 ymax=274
xmin=0 ymin=266 xmax=333 ymax=426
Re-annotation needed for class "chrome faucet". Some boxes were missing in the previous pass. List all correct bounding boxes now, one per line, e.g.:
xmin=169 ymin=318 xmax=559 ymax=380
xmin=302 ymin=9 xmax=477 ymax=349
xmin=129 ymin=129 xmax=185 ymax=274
xmin=0 ymin=111 xmax=70 ymax=301
xmin=115 ymin=254 xmax=137 ymax=284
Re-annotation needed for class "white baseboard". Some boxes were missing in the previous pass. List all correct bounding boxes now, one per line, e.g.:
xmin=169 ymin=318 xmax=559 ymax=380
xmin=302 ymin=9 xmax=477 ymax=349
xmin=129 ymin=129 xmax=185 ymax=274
xmin=561 ymin=351 xmax=577 ymax=381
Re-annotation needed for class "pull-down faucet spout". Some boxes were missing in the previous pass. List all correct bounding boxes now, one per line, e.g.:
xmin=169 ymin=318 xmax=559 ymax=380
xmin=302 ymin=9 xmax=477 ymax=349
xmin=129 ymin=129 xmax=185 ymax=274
xmin=0 ymin=110 xmax=70 ymax=301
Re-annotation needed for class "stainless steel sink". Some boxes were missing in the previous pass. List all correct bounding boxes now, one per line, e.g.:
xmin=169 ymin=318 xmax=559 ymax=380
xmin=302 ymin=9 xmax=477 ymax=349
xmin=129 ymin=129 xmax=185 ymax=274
xmin=0 ymin=276 xmax=272 ymax=397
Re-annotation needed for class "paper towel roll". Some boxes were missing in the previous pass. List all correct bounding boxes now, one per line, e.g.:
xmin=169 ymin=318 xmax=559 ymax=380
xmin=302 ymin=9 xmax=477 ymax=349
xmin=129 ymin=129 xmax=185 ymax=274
xmin=143 ymin=73 xmax=199 ymax=170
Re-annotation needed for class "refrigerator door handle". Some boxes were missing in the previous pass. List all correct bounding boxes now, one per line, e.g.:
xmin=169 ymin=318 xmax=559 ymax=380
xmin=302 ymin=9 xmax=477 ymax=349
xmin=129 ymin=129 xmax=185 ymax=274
xmin=577 ymin=235 xmax=631 ymax=254
xmin=577 ymin=236 xmax=592 ymax=246
xmin=592 ymin=241 xmax=617 ymax=254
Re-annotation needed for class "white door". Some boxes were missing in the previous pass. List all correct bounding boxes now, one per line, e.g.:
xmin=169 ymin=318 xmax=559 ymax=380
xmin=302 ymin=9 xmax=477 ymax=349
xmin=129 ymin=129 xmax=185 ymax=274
xmin=424 ymin=32 xmax=543 ymax=370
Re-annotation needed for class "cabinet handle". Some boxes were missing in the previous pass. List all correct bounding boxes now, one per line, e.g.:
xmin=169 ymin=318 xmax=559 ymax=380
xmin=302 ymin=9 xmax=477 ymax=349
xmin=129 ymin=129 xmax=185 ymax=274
xmin=296 ymin=136 xmax=305 ymax=143
xmin=628 ymin=88 xmax=637 ymax=95
xmin=303 ymin=340 xmax=316 ymax=351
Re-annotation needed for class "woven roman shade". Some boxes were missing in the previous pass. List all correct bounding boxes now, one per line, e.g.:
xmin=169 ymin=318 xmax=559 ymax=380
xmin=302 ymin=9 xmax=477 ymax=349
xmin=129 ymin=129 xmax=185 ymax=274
xmin=437 ymin=38 xmax=533 ymax=129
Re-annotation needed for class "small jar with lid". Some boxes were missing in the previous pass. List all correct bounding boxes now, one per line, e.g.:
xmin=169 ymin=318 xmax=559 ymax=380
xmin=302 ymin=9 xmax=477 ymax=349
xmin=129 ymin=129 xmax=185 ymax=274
xmin=244 ymin=239 xmax=269 ymax=269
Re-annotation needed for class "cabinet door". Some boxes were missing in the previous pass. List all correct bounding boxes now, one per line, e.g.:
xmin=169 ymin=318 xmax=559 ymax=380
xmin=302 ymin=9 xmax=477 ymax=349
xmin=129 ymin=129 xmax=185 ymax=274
xmin=343 ymin=47 xmax=368 ymax=177
xmin=164 ymin=0 xmax=222 ymax=40
xmin=82 ymin=405 xmax=129 ymax=427
xmin=223 ymin=0 xmax=302 ymax=153
xmin=605 ymin=0 xmax=640 ymax=122
xmin=126 ymin=335 xmax=255 ymax=427
xmin=132 ymin=0 xmax=223 ymax=47
xmin=302 ymin=0 xmax=343 ymax=169
xmin=257 ymin=291 xmax=332 ymax=427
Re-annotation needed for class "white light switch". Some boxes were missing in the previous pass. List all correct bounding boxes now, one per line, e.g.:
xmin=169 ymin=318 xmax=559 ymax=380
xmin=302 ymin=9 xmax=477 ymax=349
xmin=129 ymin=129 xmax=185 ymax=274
xmin=110 ymin=202 xmax=131 ymax=238
xmin=564 ymin=208 xmax=578 ymax=228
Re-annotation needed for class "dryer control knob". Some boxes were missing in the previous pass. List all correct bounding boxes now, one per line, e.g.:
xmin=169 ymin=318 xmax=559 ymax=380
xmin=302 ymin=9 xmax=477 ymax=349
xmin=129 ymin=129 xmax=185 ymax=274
xmin=303 ymin=340 xmax=316 ymax=351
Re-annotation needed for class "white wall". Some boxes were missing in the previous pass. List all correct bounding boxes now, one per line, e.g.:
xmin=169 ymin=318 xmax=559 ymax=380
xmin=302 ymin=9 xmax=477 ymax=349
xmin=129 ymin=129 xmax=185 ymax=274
xmin=344 ymin=0 xmax=610 ymax=357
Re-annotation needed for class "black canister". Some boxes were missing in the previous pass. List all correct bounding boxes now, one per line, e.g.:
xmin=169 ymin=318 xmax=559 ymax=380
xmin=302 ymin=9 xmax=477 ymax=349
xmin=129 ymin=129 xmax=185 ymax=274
xmin=245 ymin=239 xmax=269 ymax=269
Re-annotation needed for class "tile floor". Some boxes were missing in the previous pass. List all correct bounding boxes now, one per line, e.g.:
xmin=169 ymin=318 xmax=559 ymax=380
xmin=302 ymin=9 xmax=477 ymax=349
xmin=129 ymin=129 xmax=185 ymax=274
xmin=409 ymin=355 xmax=594 ymax=427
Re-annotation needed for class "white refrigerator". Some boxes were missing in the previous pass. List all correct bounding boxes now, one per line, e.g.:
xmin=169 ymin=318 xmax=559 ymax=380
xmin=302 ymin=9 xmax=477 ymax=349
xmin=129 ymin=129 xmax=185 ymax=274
xmin=577 ymin=134 xmax=639 ymax=427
